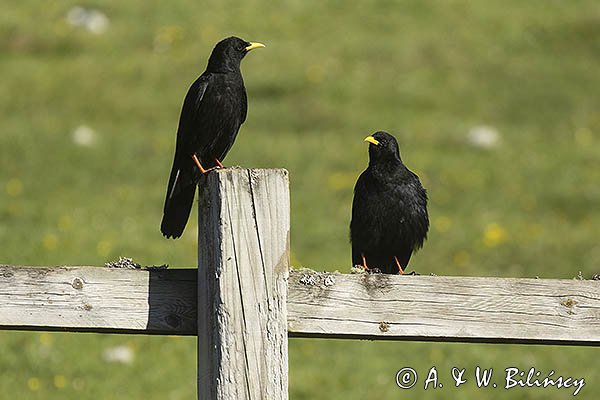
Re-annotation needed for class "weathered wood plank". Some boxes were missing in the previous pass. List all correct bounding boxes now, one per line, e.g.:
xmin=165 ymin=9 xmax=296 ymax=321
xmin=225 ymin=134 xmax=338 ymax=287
xmin=287 ymin=270 xmax=600 ymax=345
xmin=197 ymin=168 xmax=290 ymax=400
xmin=0 ymin=265 xmax=197 ymax=335
xmin=3 ymin=264 xmax=599 ymax=347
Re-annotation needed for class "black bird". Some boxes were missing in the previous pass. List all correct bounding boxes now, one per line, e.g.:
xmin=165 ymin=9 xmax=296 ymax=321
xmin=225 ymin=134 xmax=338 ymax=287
xmin=350 ymin=131 xmax=429 ymax=274
xmin=161 ymin=36 xmax=265 ymax=239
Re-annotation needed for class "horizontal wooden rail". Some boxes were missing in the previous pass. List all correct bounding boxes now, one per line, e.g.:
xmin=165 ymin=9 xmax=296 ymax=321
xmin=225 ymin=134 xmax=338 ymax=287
xmin=287 ymin=270 xmax=600 ymax=345
xmin=1 ymin=265 xmax=599 ymax=345
xmin=0 ymin=265 xmax=196 ymax=335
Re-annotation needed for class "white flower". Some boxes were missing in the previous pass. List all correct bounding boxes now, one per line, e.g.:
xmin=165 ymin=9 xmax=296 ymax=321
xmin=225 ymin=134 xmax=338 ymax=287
xmin=102 ymin=345 xmax=135 ymax=364
xmin=67 ymin=7 xmax=109 ymax=35
xmin=72 ymin=125 xmax=97 ymax=147
xmin=467 ymin=125 xmax=501 ymax=149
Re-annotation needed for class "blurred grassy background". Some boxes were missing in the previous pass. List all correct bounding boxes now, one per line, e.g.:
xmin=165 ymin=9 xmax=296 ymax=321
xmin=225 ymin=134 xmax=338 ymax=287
xmin=1 ymin=0 xmax=599 ymax=398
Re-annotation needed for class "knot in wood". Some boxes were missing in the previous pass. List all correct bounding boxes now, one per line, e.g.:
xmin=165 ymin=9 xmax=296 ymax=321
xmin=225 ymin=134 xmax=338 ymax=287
xmin=71 ymin=277 xmax=84 ymax=290
xmin=379 ymin=321 xmax=390 ymax=333
xmin=560 ymin=298 xmax=577 ymax=308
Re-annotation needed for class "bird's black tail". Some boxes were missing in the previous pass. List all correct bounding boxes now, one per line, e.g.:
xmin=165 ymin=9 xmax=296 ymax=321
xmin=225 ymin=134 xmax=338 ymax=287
xmin=161 ymin=163 xmax=197 ymax=239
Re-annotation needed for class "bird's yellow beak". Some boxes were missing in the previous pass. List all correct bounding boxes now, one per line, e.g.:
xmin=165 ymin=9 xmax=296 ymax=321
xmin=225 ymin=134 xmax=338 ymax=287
xmin=364 ymin=136 xmax=380 ymax=146
xmin=245 ymin=42 xmax=266 ymax=51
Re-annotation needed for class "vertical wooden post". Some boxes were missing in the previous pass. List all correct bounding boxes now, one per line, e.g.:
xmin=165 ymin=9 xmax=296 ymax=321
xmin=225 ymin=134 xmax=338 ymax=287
xmin=197 ymin=168 xmax=290 ymax=400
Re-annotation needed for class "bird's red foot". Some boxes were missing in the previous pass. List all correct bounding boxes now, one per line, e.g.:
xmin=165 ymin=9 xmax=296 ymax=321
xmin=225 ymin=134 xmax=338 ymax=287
xmin=214 ymin=158 xmax=224 ymax=168
xmin=394 ymin=256 xmax=405 ymax=275
xmin=361 ymin=253 xmax=369 ymax=271
xmin=192 ymin=154 xmax=219 ymax=174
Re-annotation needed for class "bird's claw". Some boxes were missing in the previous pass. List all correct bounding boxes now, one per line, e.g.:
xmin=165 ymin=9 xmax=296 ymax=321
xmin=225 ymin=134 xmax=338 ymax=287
xmin=202 ymin=166 xmax=221 ymax=174
xmin=191 ymin=154 xmax=224 ymax=174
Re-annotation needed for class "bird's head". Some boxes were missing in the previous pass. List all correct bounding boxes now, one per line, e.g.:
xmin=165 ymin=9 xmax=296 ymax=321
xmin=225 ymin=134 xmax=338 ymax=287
xmin=364 ymin=131 xmax=402 ymax=164
xmin=207 ymin=36 xmax=265 ymax=72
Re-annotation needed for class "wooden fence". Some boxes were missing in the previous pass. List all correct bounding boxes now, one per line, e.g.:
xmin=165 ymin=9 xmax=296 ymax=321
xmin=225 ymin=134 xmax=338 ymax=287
xmin=1 ymin=168 xmax=599 ymax=399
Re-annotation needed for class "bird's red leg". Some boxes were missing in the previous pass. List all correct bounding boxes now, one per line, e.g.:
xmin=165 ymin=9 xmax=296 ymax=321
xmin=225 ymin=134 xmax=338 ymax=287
xmin=214 ymin=158 xmax=224 ymax=168
xmin=361 ymin=253 xmax=369 ymax=271
xmin=191 ymin=154 xmax=208 ymax=174
xmin=394 ymin=256 xmax=405 ymax=275
xmin=192 ymin=154 xmax=221 ymax=174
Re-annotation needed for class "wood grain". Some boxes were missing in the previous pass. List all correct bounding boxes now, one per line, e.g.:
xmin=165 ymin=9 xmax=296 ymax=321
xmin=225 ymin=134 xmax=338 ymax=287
xmin=2 ymin=266 xmax=599 ymax=346
xmin=197 ymin=168 xmax=290 ymax=400
xmin=287 ymin=270 xmax=600 ymax=345
xmin=0 ymin=265 xmax=196 ymax=334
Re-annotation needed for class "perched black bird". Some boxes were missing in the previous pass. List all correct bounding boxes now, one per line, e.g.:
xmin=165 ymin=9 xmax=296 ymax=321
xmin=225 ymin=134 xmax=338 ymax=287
xmin=161 ymin=37 xmax=265 ymax=239
xmin=350 ymin=131 xmax=429 ymax=274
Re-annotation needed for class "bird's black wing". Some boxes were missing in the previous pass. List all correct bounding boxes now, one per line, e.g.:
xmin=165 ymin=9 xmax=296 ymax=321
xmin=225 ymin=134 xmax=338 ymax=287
xmin=174 ymin=73 xmax=212 ymax=156
xmin=239 ymin=89 xmax=248 ymax=125
xmin=401 ymin=170 xmax=429 ymax=249
xmin=160 ymin=74 xmax=212 ymax=238
xmin=196 ymin=74 xmax=246 ymax=163
xmin=350 ymin=169 xmax=379 ymax=265
xmin=179 ymin=73 xmax=246 ymax=164
xmin=385 ymin=171 xmax=429 ymax=267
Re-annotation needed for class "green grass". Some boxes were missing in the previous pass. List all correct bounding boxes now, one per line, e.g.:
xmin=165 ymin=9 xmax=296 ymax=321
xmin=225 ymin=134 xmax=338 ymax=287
xmin=1 ymin=0 xmax=600 ymax=398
